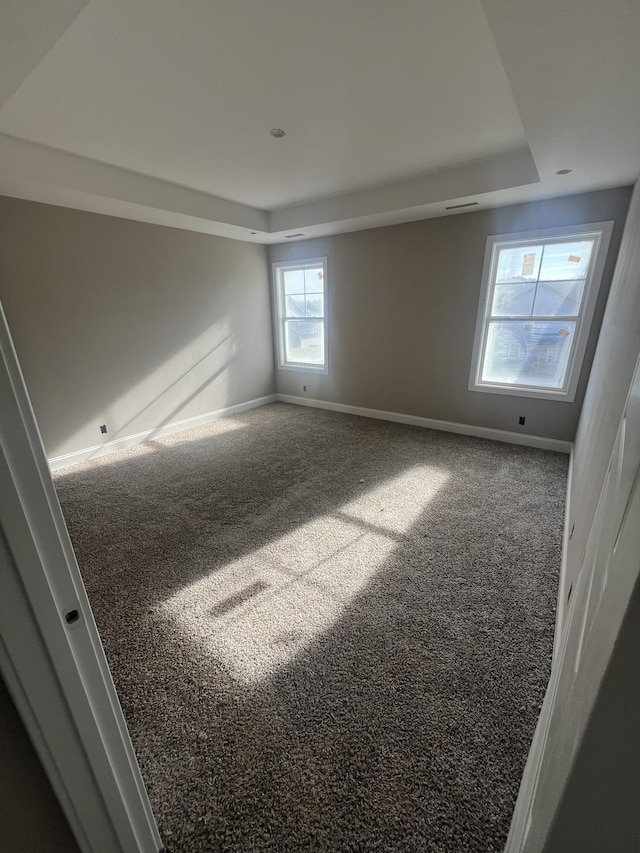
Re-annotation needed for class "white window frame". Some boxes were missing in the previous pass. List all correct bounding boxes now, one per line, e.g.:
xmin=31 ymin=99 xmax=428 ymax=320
xmin=272 ymin=257 xmax=329 ymax=374
xmin=469 ymin=221 xmax=613 ymax=402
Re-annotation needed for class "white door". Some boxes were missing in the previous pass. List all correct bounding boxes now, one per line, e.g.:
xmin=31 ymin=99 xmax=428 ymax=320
xmin=0 ymin=302 xmax=161 ymax=853
xmin=507 ymin=351 xmax=640 ymax=851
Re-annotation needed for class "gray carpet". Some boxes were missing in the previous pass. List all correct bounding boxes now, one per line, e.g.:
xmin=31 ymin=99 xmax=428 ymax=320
xmin=54 ymin=403 xmax=567 ymax=852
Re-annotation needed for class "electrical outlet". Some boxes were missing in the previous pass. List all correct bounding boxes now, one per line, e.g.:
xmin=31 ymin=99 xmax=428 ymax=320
xmin=518 ymin=416 xmax=526 ymax=426
xmin=303 ymin=385 xmax=307 ymax=392
xmin=100 ymin=424 xmax=108 ymax=434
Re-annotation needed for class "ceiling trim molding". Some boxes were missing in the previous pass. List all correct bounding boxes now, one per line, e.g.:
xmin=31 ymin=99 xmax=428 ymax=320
xmin=0 ymin=133 xmax=268 ymax=234
xmin=269 ymin=146 xmax=539 ymax=234
xmin=0 ymin=133 xmax=543 ymax=243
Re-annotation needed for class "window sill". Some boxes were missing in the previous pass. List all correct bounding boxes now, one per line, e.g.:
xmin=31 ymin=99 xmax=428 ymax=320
xmin=470 ymin=381 xmax=575 ymax=403
xmin=277 ymin=362 xmax=329 ymax=375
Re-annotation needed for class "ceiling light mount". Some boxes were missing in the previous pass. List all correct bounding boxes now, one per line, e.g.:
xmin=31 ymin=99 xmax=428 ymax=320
xmin=269 ymin=128 xmax=286 ymax=138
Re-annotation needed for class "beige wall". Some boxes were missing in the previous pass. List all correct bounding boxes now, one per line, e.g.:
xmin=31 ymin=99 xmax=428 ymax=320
xmin=269 ymin=187 xmax=631 ymax=442
xmin=0 ymin=675 xmax=79 ymax=853
xmin=0 ymin=196 xmax=274 ymax=459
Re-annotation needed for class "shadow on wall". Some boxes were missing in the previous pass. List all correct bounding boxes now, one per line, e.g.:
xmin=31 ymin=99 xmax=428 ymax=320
xmin=0 ymin=198 xmax=273 ymax=460
xmin=81 ymin=331 xmax=236 ymax=463
xmin=53 ymin=322 xmax=237 ymax=459
xmin=53 ymin=403 xmax=567 ymax=852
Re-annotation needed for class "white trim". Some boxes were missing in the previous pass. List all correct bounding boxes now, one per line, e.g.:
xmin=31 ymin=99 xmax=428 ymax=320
xmin=0 ymin=627 xmax=92 ymax=851
xmin=552 ymin=445 xmax=573 ymax=662
xmin=469 ymin=221 xmax=614 ymax=403
xmin=271 ymin=257 xmax=329 ymax=375
xmin=504 ymin=615 xmax=572 ymax=853
xmin=506 ymin=354 xmax=640 ymax=851
xmin=502 ymin=447 xmax=579 ymax=853
xmin=0 ymin=302 xmax=162 ymax=853
xmin=48 ymin=394 xmax=277 ymax=470
xmin=276 ymin=394 xmax=572 ymax=454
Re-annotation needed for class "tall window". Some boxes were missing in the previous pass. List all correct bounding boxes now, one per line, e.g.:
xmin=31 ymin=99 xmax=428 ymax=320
xmin=470 ymin=223 xmax=612 ymax=401
xmin=273 ymin=258 xmax=328 ymax=373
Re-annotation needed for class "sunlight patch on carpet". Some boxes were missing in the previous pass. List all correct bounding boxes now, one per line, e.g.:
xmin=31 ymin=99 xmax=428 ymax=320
xmin=160 ymin=464 xmax=450 ymax=682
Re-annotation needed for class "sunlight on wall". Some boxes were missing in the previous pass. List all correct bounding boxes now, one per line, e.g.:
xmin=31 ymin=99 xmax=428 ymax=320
xmin=53 ymin=415 xmax=247 ymax=474
xmin=160 ymin=464 xmax=450 ymax=684
xmin=54 ymin=320 xmax=235 ymax=457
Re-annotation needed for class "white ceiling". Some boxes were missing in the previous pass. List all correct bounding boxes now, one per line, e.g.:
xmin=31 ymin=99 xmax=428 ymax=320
xmin=0 ymin=0 xmax=89 ymax=108
xmin=0 ymin=0 xmax=638 ymax=242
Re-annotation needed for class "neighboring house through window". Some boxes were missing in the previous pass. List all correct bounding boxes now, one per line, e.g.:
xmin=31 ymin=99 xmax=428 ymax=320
xmin=469 ymin=222 xmax=613 ymax=401
xmin=273 ymin=258 xmax=328 ymax=373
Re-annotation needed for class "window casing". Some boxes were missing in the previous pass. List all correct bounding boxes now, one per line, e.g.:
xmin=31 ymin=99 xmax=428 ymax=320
xmin=469 ymin=222 xmax=613 ymax=402
xmin=273 ymin=258 xmax=328 ymax=373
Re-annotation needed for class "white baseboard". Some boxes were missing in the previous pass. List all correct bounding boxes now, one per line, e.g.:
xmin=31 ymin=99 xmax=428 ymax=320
xmin=48 ymin=394 xmax=277 ymax=470
xmin=553 ymin=445 xmax=574 ymax=661
xmin=276 ymin=393 xmax=573 ymax=454
xmin=505 ymin=445 xmax=574 ymax=852
xmin=49 ymin=391 xmax=572 ymax=470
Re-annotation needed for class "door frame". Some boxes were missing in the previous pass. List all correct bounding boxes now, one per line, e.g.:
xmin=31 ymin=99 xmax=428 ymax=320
xmin=0 ymin=302 xmax=161 ymax=853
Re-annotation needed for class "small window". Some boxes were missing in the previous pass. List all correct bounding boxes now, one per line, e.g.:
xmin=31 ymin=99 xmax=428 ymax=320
xmin=469 ymin=222 xmax=613 ymax=401
xmin=272 ymin=258 xmax=328 ymax=373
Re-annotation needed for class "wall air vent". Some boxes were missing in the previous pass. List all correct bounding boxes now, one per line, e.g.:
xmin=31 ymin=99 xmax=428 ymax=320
xmin=445 ymin=201 xmax=479 ymax=210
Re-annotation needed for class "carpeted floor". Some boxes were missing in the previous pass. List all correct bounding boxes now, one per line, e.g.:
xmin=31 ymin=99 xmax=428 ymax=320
xmin=54 ymin=402 xmax=567 ymax=852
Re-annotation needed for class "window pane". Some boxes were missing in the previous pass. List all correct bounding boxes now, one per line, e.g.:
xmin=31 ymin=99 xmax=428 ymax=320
xmin=285 ymin=294 xmax=305 ymax=317
xmin=305 ymin=267 xmax=324 ymax=294
xmin=495 ymin=245 xmax=542 ymax=283
xmin=533 ymin=280 xmax=585 ymax=317
xmin=283 ymin=269 xmax=305 ymax=295
xmin=481 ymin=320 xmax=576 ymax=390
xmin=305 ymin=293 xmax=324 ymax=317
xmin=284 ymin=319 xmax=324 ymax=365
xmin=491 ymin=282 xmax=536 ymax=317
xmin=539 ymin=241 xmax=593 ymax=281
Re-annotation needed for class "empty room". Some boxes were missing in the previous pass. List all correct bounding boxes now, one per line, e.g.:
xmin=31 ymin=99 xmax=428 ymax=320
xmin=1 ymin=2 xmax=640 ymax=853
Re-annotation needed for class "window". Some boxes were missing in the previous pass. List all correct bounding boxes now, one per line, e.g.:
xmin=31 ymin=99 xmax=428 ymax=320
xmin=273 ymin=258 xmax=328 ymax=373
xmin=469 ymin=222 xmax=613 ymax=401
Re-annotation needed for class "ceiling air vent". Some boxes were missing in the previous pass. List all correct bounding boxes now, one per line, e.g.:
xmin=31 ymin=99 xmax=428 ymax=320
xmin=284 ymin=233 xmax=305 ymax=238
xmin=445 ymin=201 xmax=479 ymax=210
